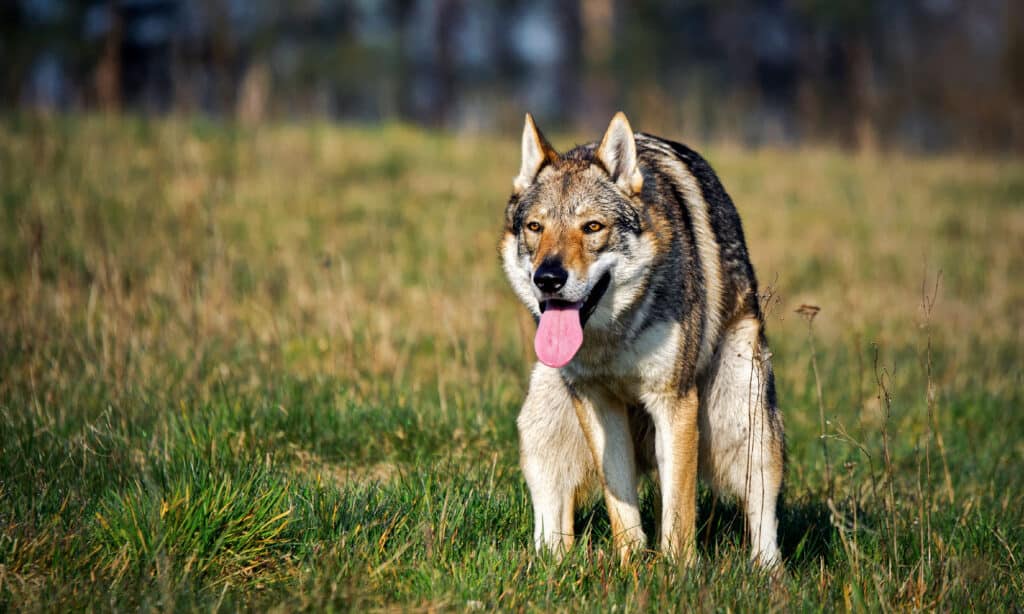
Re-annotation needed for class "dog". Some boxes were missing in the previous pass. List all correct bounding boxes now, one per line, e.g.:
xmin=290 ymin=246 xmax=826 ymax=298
xmin=500 ymin=112 xmax=784 ymax=567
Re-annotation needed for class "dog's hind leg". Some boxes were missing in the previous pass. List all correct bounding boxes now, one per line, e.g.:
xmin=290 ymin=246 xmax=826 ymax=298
xmin=518 ymin=364 xmax=594 ymax=556
xmin=699 ymin=317 xmax=785 ymax=568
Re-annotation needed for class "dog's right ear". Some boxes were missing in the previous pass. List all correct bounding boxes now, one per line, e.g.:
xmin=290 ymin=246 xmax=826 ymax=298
xmin=514 ymin=113 xmax=558 ymax=194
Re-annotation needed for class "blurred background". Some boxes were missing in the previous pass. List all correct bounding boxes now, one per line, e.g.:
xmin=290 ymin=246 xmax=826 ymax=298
xmin=4 ymin=0 xmax=1023 ymax=151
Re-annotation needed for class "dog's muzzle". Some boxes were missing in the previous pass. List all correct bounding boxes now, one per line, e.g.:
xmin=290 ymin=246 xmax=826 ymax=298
xmin=538 ymin=271 xmax=611 ymax=328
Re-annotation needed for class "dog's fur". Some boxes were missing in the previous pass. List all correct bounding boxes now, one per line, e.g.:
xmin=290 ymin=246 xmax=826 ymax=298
xmin=501 ymin=113 xmax=785 ymax=566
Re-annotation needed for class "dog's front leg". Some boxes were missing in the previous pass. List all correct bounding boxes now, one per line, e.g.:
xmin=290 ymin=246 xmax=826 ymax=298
xmin=572 ymin=391 xmax=646 ymax=564
xmin=645 ymin=386 xmax=700 ymax=566
xmin=518 ymin=365 xmax=593 ymax=557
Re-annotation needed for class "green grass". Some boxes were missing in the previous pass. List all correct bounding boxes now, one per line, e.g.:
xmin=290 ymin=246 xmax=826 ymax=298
xmin=1 ymin=114 xmax=1022 ymax=610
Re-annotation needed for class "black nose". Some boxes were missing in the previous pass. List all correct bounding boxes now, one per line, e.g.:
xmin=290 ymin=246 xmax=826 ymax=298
xmin=534 ymin=259 xmax=568 ymax=293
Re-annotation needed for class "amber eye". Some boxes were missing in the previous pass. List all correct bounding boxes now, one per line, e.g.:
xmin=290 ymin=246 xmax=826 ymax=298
xmin=583 ymin=221 xmax=605 ymax=234
xmin=526 ymin=221 xmax=543 ymax=233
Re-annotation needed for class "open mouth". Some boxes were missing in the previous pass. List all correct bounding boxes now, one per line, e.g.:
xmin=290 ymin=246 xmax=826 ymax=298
xmin=538 ymin=271 xmax=611 ymax=328
xmin=533 ymin=272 xmax=611 ymax=369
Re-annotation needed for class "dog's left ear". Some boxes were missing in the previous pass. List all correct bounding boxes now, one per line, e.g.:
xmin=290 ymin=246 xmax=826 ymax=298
xmin=596 ymin=112 xmax=643 ymax=195
xmin=514 ymin=113 xmax=559 ymax=194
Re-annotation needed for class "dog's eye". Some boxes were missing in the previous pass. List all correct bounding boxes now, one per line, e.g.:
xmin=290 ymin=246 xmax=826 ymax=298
xmin=583 ymin=221 xmax=605 ymax=234
xmin=526 ymin=221 xmax=543 ymax=233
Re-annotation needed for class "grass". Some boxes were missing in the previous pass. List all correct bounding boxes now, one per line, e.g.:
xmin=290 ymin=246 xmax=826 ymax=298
xmin=1 ymin=114 xmax=1022 ymax=610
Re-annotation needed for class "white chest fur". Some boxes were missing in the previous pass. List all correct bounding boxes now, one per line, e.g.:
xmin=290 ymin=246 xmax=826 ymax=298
xmin=563 ymin=320 xmax=683 ymax=400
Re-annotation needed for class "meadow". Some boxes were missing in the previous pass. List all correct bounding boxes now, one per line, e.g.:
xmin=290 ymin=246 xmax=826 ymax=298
xmin=1 ymin=115 xmax=1021 ymax=611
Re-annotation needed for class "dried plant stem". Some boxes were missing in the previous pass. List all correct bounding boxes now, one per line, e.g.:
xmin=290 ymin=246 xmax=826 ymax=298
xmin=799 ymin=304 xmax=832 ymax=500
xmin=922 ymin=271 xmax=954 ymax=505
xmin=874 ymin=346 xmax=899 ymax=573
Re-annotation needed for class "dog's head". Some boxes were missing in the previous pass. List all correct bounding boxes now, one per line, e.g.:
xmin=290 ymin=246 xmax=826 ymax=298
xmin=501 ymin=112 xmax=656 ymax=368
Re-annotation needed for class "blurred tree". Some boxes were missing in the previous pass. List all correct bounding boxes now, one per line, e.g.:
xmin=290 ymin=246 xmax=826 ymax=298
xmin=1004 ymin=1 xmax=1024 ymax=149
xmin=93 ymin=1 xmax=122 ymax=112
xmin=795 ymin=0 xmax=880 ymax=150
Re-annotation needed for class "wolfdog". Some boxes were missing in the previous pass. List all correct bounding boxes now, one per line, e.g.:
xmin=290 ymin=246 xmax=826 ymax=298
xmin=501 ymin=112 xmax=784 ymax=567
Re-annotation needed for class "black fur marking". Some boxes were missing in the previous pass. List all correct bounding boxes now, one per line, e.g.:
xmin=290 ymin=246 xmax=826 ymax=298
xmin=656 ymin=137 xmax=762 ymax=321
xmin=581 ymin=271 xmax=611 ymax=327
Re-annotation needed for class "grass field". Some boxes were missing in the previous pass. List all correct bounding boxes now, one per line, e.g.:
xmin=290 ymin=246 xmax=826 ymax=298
xmin=1 ymin=115 xmax=1022 ymax=611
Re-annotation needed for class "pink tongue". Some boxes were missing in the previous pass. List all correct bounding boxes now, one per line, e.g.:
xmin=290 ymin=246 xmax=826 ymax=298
xmin=534 ymin=303 xmax=584 ymax=368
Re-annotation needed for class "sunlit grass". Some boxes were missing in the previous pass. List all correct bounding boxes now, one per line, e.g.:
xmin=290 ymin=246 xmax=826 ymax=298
xmin=0 ymin=114 xmax=1021 ymax=610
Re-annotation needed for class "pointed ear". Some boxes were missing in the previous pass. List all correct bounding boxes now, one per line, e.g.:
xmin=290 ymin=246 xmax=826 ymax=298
xmin=596 ymin=112 xmax=643 ymax=195
xmin=513 ymin=113 xmax=558 ymax=194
